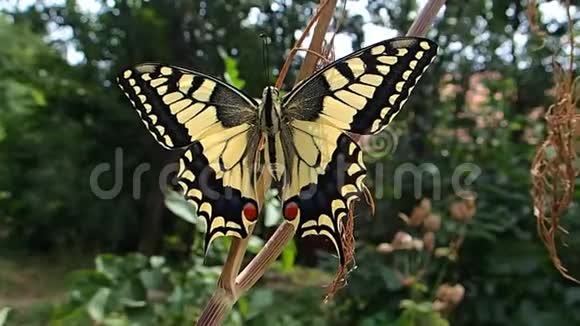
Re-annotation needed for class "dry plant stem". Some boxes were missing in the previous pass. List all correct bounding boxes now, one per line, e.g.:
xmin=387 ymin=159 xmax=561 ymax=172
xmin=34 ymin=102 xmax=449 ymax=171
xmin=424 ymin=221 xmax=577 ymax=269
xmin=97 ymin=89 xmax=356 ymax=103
xmin=406 ymin=0 xmax=445 ymax=37
xmin=198 ymin=3 xmax=336 ymax=321
xmin=196 ymin=289 xmax=235 ymax=326
xmin=295 ymin=0 xmax=337 ymax=83
xmin=217 ymin=225 xmax=254 ymax=295
xmin=275 ymin=0 xmax=331 ymax=89
xmin=236 ymin=223 xmax=296 ymax=292
xmin=530 ymin=0 xmax=579 ymax=283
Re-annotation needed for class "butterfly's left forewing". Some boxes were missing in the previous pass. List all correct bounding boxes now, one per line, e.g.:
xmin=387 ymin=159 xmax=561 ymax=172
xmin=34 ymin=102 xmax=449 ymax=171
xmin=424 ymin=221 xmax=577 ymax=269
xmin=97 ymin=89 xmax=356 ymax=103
xmin=117 ymin=64 xmax=257 ymax=149
xmin=117 ymin=64 xmax=261 ymax=252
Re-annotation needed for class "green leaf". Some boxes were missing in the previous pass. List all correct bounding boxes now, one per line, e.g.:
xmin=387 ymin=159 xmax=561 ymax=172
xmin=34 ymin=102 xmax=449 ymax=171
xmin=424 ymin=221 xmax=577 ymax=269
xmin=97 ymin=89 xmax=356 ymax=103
xmin=218 ymin=47 xmax=246 ymax=89
xmin=410 ymin=282 xmax=429 ymax=294
xmin=119 ymin=279 xmax=147 ymax=305
xmin=247 ymin=236 xmax=265 ymax=254
xmin=102 ymin=317 xmax=131 ymax=326
xmin=31 ymin=88 xmax=46 ymax=106
xmin=164 ymin=190 xmax=198 ymax=224
xmin=237 ymin=296 xmax=250 ymax=317
xmin=50 ymin=306 xmax=93 ymax=325
xmin=544 ymin=145 xmax=557 ymax=161
xmin=247 ymin=288 xmax=274 ymax=319
xmin=87 ymin=288 xmax=111 ymax=322
xmin=96 ymin=255 xmax=122 ymax=282
xmin=124 ymin=253 xmax=148 ymax=271
xmin=573 ymin=156 xmax=580 ymax=171
xmin=281 ymin=239 xmax=297 ymax=272
xmin=150 ymin=256 xmax=165 ymax=268
xmin=264 ymin=195 xmax=282 ymax=227
xmin=565 ymin=287 xmax=580 ymax=305
xmin=0 ymin=307 xmax=11 ymax=326
xmin=126 ymin=306 xmax=155 ymax=324
xmin=398 ymin=300 xmax=449 ymax=326
xmin=0 ymin=125 xmax=6 ymax=143
xmin=381 ymin=266 xmax=404 ymax=290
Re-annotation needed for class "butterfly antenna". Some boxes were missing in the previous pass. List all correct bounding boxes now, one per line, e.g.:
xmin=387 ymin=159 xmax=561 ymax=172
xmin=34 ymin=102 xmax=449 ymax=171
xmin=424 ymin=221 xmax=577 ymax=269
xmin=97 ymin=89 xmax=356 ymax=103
xmin=260 ymin=33 xmax=271 ymax=84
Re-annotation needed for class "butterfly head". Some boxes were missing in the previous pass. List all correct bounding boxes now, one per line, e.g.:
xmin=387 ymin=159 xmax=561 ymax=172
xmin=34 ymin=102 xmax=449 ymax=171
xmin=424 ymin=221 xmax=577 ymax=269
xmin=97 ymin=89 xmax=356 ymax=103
xmin=258 ymin=86 xmax=282 ymax=134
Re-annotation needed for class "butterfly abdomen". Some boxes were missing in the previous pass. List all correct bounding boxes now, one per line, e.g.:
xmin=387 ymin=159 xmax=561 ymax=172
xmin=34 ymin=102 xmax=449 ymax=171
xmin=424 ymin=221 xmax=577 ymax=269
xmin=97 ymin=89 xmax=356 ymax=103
xmin=258 ymin=87 xmax=287 ymax=181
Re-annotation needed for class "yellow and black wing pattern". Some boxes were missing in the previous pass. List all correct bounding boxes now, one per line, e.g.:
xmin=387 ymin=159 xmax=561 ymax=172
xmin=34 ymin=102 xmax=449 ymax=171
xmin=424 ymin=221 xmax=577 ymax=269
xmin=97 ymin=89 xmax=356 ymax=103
xmin=281 ymin=121 xmax=366 ymax=265
xmin=281 ymin=37 xmax=438 ymax=263
xmin=117 ymin=64 xmax=257 ymax=149
xmin=284 ymin=37 xmax=438 ymax=134
xmin=117 ymin=64 xmax=261 ymax=251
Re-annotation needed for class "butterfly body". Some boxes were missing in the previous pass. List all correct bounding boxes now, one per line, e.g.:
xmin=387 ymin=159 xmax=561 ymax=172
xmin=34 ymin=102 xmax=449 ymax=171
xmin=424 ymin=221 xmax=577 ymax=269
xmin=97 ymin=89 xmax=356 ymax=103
xmin=258 ymin=86 xmax=291 ymax=182
xmin=117 ymin=37 xmax=438 ymax=264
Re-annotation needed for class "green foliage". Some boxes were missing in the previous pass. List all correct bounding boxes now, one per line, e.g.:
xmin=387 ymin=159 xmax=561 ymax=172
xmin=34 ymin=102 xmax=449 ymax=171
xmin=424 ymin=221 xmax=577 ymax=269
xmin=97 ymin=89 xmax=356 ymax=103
xmin=51 ymin=253 xmax=215 ymax=325
xmin=396 ymin=300 xmax=448 ymax=326
xmin=0 ymin=308 xmax=11 ymax=326
xmin=49 ymin=251 xmax=330 ymax=325
xmin=1 ymin=1 xmax=580 ymax=325
xmin=219 ymin=48 xmax=247 ymax=90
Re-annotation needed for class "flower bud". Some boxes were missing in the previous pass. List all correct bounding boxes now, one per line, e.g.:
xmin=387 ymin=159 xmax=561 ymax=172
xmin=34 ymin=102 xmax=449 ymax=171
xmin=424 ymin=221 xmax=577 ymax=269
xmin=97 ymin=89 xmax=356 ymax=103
xmin=459 ymin=191 xmax=476 ymax=209
xmin=409 ymin=206 xmax=427 ymax=226
xmin=424 ymin=214 xmax=442 ymax=232
xmin=402 ymin=276 xmax=416 ymax=287
xmin=412 ymin=239 xmax=424 ymax=251
xmin=450 ymin=202 xmax=467 ymax=221
xmin=392 ymin=231 xmax=413 ymax=250
xmin=436 ymin=283 xmax=465 ymax=306
xmin=449 ymin=284 xmax=465 ymax=304
xmin=423 ymin=231 xmax=435 ymax=252
xmin=432 ymin=299 xmax=447 ymax=312
xmin=419 ymin=198 xmax=432 ymax=212
xmin=376 ymin=243 xmax=394 ymax=254
xmin=436 ymin=283 xmax=452 ymax=300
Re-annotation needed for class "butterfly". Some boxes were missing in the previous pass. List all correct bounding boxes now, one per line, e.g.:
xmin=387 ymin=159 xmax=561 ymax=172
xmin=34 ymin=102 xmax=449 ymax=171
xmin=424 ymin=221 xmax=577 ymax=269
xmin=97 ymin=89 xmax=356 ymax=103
xmin=117 ymin=36 xmax=438 ymax=265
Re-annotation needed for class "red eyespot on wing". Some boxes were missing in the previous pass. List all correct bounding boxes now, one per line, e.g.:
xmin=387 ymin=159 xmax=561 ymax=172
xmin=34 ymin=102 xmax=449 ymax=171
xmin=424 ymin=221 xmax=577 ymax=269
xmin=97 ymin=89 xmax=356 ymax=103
xmin=243 ymin=202 xmax=258 ymax=222
xmin=284 ymin=202 xmax=299 ymax=221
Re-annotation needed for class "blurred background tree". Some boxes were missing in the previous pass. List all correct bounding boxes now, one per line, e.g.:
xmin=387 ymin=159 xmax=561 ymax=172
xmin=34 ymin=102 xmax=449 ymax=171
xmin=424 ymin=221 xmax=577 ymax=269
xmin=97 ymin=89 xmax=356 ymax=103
xmin=0 ymin=0 xmax=579 ymax=325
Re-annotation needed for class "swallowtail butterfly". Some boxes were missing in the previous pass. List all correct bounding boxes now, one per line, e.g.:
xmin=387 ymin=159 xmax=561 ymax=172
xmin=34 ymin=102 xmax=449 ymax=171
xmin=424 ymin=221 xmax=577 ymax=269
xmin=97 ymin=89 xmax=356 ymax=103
xmin=117 ymin=37 xmax=438 ymax=264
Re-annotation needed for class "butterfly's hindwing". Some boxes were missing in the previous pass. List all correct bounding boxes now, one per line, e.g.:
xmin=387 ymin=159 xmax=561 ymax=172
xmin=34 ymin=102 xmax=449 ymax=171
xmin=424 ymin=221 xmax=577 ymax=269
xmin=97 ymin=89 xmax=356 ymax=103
xmin=282 ymin=121 xmax=366 ymax=264
xmin=283 ymin=37 xmax=438 ymax=134
xmin=176 ymin=128 xmax=261 ymax=251
xmin=117 ymin=64 xmax=258 ymax=149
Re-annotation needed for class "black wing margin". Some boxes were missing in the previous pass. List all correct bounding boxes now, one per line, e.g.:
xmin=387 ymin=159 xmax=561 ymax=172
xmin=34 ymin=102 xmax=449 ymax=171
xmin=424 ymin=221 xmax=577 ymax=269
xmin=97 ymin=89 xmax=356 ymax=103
xmin=283 ymin=37 xmax=438 ymax=134
xmin=117 ymin=64 xmax=258 ymax=149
